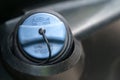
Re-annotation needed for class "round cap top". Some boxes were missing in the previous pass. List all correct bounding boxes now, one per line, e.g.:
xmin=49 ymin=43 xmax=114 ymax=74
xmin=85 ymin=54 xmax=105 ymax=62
xmin=18 ymin=13 xmax=67 ymax=59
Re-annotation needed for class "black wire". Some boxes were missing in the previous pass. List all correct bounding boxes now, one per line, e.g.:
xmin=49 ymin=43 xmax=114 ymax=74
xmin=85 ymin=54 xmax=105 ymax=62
xmin=39 ymin=28 xmax=52 ymax=63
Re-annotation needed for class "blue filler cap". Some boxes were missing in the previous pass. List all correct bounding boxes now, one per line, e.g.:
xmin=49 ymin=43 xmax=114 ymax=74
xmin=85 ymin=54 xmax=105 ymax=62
xmin=18 ymin=13 xmax=67 ymax=59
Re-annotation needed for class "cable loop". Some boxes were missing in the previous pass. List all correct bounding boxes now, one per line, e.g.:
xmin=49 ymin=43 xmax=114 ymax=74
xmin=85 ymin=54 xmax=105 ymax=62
xmin=39 ymin=28 xmax=52 ymax=64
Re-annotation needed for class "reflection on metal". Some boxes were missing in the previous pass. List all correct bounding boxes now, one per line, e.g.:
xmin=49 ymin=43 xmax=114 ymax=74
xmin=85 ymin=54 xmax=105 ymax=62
xmin=45 ymin=0 xmax=120 ymax=39
xmin=26 ymin=0 xmax=109 ymax=12
xmin=72 ymin=0 xmax=120 ymax=39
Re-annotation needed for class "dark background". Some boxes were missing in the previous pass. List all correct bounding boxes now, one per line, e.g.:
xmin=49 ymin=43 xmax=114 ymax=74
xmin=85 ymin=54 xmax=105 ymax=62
xmin=0 ymin=0 xmax=64 ymax=24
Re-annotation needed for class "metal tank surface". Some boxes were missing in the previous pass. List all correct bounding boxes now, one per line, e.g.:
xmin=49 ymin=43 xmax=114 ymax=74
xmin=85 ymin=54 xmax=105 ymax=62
xmin=1 ymin=0 xmax=120 ymax=80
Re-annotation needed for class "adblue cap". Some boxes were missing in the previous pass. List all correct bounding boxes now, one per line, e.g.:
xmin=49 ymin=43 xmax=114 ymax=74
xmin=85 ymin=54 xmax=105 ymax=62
xmin=17 ymin=13 xmax=68 ymax=60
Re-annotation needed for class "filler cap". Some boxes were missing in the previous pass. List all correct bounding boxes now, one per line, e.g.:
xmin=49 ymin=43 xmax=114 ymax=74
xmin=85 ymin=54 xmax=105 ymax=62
xmin=18 ymin=13 xmax=67 ymax=60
